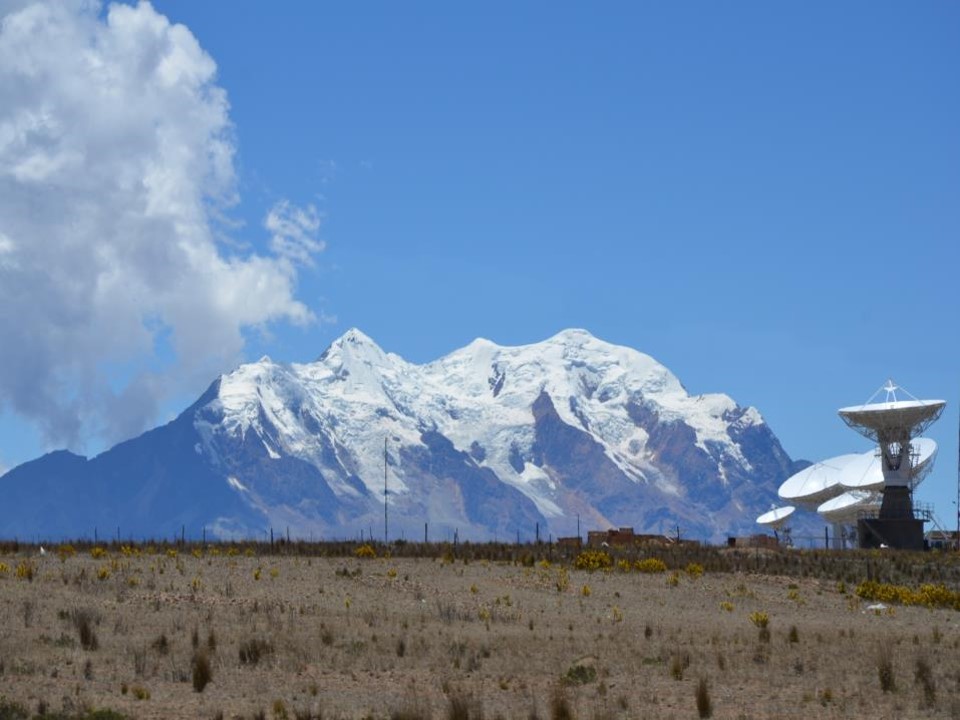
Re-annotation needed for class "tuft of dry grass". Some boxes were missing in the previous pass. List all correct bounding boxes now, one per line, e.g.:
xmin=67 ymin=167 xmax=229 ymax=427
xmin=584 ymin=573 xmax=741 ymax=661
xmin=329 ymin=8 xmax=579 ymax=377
xmin=695 ymin=676 xmax=712 ymax=718
xmin=915 ymin=654 xmax=936 ymax=708
xmin=549 ymin=686 xmax=575 ymax=720
xmin=70 ymin=608 xmax=100 ymax=651
xmin=193 ymin=650 xmax=212 ymax=692
xmin=669 ymin=651 xmax=690 ymax=681
xmin=447 ymin=690 xmax=482 ymax=720
xmin=877 ymin=643 xmax=896 ymax=692
xmin=238 ymin=638 xmax=274 ymax=666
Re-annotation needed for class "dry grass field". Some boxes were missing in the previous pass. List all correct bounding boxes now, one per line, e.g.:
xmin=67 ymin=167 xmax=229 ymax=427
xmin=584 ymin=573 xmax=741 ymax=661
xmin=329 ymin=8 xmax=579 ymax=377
xmin=1 ymin=542 xmax=959 ymax=720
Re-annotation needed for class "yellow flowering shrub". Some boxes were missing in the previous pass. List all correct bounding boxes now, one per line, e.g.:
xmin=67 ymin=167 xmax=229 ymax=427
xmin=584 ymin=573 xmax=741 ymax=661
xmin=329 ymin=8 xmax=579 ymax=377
xmin=354 ymin=543 xmax=377 ymax=559
xmin=635 ymin=558 xmax=667 ymax=574
xmin=573 ymin=550 xmax=611 ymax=571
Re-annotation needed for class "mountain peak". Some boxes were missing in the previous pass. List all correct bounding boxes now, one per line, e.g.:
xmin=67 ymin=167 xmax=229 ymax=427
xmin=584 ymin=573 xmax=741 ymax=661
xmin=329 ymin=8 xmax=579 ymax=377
xmin=318 ymin=327 xmax=389 ymax=364
xmin=547 ymin=328 xmax=596 ymax=343
xmin=332 ymin=327 xmax=380 ymax=348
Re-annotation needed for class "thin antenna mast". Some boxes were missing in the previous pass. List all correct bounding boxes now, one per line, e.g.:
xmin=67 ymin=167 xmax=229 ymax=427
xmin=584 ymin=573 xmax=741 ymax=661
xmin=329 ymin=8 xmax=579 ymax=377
xmin=383 ymin=438 xmax=390 ymax=545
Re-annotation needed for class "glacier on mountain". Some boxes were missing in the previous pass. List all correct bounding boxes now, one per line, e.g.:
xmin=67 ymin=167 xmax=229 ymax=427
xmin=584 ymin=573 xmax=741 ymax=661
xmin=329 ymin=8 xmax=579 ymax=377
xmin=194 ymin=328 xmax=799 ymax=541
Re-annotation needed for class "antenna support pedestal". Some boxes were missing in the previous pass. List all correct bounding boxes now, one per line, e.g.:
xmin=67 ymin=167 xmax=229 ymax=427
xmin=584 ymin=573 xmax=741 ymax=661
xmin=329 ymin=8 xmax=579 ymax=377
xmin=878 ymin=485 xmax=915 ymax=520
xmin=857 ymin=517 xmax=924 ymax=551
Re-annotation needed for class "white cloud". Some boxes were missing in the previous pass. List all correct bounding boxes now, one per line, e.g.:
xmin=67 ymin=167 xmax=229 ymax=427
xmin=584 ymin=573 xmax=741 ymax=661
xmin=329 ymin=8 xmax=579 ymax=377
xmin=0 ymin=1 xmax=324 ymax=448
xmin=265 ymin=200 xmax=325 ymax=266
xmin=0 ymin=230 xmax=15 ymax=269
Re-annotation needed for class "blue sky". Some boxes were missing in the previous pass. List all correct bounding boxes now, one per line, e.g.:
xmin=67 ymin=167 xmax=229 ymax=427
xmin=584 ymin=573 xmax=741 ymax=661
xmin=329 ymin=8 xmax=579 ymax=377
xmin=1 ymin=2 xmax=958 ymax=526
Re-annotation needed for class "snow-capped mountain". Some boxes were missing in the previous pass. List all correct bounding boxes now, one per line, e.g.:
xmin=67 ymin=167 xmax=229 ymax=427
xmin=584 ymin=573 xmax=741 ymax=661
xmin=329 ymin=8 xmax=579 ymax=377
xmin=0 ymin=329 xmax=806 ymax=542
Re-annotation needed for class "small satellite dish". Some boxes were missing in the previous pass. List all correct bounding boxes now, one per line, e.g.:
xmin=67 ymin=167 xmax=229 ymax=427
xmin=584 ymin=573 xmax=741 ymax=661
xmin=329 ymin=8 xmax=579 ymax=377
xmin=756 ymin=505 xmax=795 ymax=530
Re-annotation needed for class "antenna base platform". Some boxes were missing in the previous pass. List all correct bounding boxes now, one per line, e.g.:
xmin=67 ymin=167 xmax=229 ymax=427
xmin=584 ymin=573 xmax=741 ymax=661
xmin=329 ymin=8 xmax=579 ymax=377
xmin=857 ymin=517 xmax=924 ymax=551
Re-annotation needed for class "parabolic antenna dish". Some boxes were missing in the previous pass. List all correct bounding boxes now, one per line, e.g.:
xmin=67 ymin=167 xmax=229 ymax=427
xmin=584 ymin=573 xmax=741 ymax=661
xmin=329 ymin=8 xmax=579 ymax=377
xmin=838 ymin=381 xmax=945 ymax=442
xmin=836 ymin=451 xmax=884 ymax=491
xmin=907 ymin=437 xmax=938 ymax=489
xmin=817 ymin=490 xmax=881 ymax=524
xmin=838 ymin=438 xmax=938 ymax=491
xmin=778 ymin=454 xmax=860 ymax=506
xmin=757 ymin=506 xmax=795 ymax=529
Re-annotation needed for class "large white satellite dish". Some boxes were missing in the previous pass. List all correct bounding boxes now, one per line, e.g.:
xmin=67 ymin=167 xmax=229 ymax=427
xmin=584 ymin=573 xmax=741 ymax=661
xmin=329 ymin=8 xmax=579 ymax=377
xmin=756 ymin=505 xmax=795 ymax=530
xmin=838 ymin=381 xmax=945 ymax=490
xmin=778 ymin=454 xmax=860 ymax=507
xmin=906 ymin=437 xmax=938 ymax=490
xmin=838 ymin=438 xmax=937 ymax=492
xmin=768 ymin=380 xmax=945 ymax=551
xmin=817 ymin=490 xmax=881 ymax=524
xmin=838 ymin=400 xmax=946 ymax=441
xmin=836 ymin=451 xmax=883 ymax=492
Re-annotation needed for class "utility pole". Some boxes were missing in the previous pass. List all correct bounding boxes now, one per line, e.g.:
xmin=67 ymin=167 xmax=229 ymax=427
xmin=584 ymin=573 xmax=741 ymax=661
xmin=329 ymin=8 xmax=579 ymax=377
xmin=383 ymin=438 xmax=389 ymax=545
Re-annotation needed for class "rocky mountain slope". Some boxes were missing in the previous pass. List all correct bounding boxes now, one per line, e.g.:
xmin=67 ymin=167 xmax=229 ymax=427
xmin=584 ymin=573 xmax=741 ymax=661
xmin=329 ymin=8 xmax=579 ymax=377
xmin=0 ymin=329 xmax=806 ymax=542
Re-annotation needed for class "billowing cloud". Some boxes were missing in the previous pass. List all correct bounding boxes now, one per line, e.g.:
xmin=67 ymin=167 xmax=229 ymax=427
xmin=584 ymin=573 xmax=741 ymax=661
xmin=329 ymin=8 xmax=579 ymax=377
xmin=0 ymin=1 xmax=323 ymax=448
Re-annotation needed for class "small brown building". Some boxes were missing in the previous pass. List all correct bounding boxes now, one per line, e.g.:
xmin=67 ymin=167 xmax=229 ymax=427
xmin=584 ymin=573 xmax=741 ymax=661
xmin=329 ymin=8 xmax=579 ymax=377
xmin=556 ymin=536 xmax=583 ymax=551
xmin=727 ymin=534 xmax=781 ymax=550
xmin=926 ymin=530 xmax=959 ymax=551
xmin=587 ymin=527 xmax=637 ymax=547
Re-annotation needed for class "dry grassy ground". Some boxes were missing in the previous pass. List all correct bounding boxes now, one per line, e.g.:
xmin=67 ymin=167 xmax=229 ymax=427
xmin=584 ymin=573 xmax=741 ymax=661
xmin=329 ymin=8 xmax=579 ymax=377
xmin=1 ymin=544 xmax=959 ymax=720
